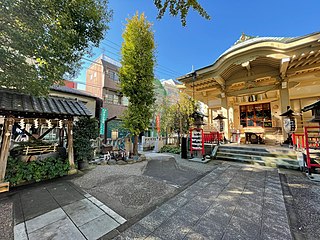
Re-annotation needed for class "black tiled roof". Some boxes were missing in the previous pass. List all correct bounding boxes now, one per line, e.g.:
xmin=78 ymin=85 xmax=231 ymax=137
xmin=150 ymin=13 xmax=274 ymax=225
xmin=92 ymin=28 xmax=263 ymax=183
xmin=0 ymin=90 xmax=92 ymax=118
xmin=302 ymin=100 xmax=320 ymax=112
xmin=50 ymin=85 xmax=96 ymax=98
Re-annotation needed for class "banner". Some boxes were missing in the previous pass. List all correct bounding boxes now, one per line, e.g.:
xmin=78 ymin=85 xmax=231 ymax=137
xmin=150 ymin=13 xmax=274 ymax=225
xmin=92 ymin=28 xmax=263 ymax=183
xmin=156 ymin=114 xmax=160 ymax=134
xmin=99 ymin=108 xmax=108 ymax=135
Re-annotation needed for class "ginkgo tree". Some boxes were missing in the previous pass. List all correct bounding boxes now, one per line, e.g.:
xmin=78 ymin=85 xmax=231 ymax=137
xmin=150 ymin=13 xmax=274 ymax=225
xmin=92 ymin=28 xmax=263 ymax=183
xmin=119 ymin=13 xmax=156 ymax=156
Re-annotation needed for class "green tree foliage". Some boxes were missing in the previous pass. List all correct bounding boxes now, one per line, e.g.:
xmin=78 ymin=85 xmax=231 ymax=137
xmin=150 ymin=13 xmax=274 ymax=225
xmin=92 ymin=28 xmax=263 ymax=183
xmin=73 ymin=117 xmax=99 ymax=162
xmin=153 ymin=0 xmax=210 ymax=26
xmin=119 ymin=13 xmax=156 ymax=155
xmin=159 ymin=92 xmax=196 ymax=144
xmin=0 ymin=0 xmax=111 ymax=95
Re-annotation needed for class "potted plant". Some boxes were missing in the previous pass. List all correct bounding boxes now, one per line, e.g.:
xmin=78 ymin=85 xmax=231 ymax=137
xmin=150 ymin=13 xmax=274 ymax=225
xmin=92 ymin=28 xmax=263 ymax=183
xmin=73 ymin=117 xmax=99 ymax=170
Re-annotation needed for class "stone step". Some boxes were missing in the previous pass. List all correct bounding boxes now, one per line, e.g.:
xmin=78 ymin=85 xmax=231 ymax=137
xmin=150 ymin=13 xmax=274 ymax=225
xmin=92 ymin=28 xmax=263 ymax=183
xmin=216 ymin=154 xmax=299 ymax=169
xmin=215 ymin=144 xmax=299 ymax=169
xmin=217 ymin=147 xmax=296 ymax=159
xmin=217 ymin=151 xmax=298 ymax=163
xmin=218 ymin=145 xmax=296 ymax=155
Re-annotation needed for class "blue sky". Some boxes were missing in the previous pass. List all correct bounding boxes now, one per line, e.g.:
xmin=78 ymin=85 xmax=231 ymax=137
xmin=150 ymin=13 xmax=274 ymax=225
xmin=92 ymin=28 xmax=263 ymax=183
xmin=76 ymin=0 xmax=320 ymax=89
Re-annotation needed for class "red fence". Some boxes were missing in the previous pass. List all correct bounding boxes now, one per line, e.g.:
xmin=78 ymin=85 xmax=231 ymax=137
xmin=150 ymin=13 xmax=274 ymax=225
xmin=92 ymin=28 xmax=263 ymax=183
xmin=203 ymin=132 xmax=223 ymax=143
xmin=292 ymin=133 xmax=305 ymax=150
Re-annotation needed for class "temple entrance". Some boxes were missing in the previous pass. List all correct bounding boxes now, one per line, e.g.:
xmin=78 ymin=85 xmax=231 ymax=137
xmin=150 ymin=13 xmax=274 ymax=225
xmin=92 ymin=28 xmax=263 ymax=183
xmin=240 ymin=103 xmax=272 ymax=128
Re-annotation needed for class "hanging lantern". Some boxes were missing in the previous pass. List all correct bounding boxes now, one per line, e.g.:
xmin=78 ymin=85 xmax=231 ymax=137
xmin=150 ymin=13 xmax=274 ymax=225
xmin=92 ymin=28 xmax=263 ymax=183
xmin=34 ymin=118 xmax=39 ymax=129
xmin=46 ymin=119 xmax=53 ymax=129
xmin=59 ymin=120 xmax=63 ymax=129
xmin=20 ymin=119 xmax=25 ymax=129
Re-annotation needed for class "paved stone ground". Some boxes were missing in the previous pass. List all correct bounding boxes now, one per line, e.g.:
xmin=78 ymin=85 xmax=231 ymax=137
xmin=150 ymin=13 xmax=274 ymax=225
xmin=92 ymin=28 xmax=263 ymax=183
xmin=109 ymin=163 xmax=292 ymax=240
xmin=11 ymin=181 xmax=126 ymax=240
xmin=3 ymin=152 xmax=320 ymax=240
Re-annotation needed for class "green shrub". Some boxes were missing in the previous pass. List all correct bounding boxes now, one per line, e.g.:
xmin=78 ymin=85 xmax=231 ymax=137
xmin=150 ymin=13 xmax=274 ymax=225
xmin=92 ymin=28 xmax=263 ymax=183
xmin=159 ymin=145 xmax=181 ymax=154
xmin=73 ymin=117 xmax=99 ymax=163
xmin=5 ymin=156 xmax=70 ymax=186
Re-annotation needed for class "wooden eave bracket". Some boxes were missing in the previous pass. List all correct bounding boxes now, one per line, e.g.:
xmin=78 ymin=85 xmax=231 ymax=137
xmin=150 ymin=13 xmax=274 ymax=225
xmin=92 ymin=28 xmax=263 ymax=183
xmin=214 ymin=76 xmax=226 ymax=91
xmin=280 ymin=57 xmax=290 ymax=79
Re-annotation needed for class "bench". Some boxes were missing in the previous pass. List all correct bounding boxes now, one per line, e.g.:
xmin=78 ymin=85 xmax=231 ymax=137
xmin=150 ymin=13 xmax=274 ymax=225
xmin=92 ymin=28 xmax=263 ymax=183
xmin=23 ymin=145 xmax=57 ymax=155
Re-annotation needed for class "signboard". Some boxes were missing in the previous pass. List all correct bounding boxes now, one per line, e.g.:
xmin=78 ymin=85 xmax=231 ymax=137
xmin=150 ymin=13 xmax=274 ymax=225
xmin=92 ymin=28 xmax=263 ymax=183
xmin=99 ymin=108 xmax=108 ymax=135
xmin=190 ymin=128 xmax=204 ymax=155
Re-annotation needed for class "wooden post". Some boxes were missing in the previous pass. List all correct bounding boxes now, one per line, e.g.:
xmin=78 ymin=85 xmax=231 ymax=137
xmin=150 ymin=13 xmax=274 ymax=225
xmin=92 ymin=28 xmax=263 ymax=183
xmin=67 ymin=118 xmax=75 ymax=170
xmin=0 ymin=117 xmax=14 ymax=183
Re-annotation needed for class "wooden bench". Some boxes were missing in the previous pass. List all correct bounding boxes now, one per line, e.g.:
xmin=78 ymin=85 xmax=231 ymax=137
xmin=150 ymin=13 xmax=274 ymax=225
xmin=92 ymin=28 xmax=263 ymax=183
xmin=0 ymin=182 xmax=9 ymax=193
xmin=23 ymin=145 xmax=57 ymax=155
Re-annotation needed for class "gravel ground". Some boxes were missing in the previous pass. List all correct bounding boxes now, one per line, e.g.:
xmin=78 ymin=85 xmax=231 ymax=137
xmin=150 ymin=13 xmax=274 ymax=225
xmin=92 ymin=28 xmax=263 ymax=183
xmin=73 ymin=161 xmax=148 ymax=189
xmin=71 ymin=160 xmax=176 ymax=219
xmin=144 ymin=152 xmax=219 ymax=173
xmin=280 ymin=169 xmax=320 ymax=240
xmin=0 ymin=198 xmax=14 ymax=240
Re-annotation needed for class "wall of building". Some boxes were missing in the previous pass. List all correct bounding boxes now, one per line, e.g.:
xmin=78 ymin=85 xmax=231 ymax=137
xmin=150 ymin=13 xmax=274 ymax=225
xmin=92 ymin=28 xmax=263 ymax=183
xmin=86 ymin=61 xmax=103 ymax=98
xmin=49 ymin=91 xmax=97 ymax=117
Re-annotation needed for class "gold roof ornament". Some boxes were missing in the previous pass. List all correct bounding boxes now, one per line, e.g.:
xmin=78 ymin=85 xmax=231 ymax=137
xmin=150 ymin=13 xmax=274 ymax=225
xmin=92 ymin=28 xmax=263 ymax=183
xmin=234 ymin=33 xmax=256 ymax=45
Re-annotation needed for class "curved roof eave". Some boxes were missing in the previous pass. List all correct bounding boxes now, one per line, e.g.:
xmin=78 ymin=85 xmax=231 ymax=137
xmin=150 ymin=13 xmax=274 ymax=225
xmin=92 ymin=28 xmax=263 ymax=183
xmin=178 ymin=31 xmax=320 ymax=82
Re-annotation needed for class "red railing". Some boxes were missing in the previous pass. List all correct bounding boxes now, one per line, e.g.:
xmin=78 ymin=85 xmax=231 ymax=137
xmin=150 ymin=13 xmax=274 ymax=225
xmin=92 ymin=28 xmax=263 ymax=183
xmin=292 ymin=133 xmax=305 ymax=150
xmin=203 ymin=131 xmax=223 ymax=143
xmin=304 ymin=126 xmax=320 ymax=172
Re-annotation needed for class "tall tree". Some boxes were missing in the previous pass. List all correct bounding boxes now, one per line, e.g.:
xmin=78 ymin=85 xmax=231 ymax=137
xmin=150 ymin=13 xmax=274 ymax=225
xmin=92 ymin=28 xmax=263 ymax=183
xmin=153 ymin=0 xmax=210 ymax=26
xmin=0 ymin=0 xmax=111 ymax=95
xmin=119 ymin=13 xmax=156 ymax=156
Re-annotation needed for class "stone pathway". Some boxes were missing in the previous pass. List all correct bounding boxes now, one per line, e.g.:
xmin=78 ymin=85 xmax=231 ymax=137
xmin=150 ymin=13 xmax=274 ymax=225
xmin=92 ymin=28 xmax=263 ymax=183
xmin=113 ymin=163 xmax=292 ymax=240
xmin=12 ymin=182 xmax=126 ymax=240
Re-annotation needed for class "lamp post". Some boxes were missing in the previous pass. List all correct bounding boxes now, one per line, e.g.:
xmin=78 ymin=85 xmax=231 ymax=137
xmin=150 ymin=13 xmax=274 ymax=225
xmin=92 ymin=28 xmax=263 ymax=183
xmin=280 ymin=106 xmax=297 ymax=146
xmin=213 ymin=114 xmax=227 ymax=144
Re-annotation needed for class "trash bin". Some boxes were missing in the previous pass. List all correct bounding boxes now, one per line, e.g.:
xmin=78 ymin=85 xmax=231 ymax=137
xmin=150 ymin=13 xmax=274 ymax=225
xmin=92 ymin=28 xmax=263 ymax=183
xmin=181 ymin=137 xmax=188 ymax=159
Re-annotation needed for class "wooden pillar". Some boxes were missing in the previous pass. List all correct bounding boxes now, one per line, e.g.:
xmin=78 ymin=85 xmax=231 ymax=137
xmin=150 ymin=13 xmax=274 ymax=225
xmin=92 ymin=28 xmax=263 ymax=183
xmin=67 ymin=118 xmax=75 ymax=169
xmin=221 ymin=95 xmax=229 ymax=140
xmin=280 ymin=85 xmax=290 ymax=140
xmin=0 ymin=117 xmax=14 ymax=182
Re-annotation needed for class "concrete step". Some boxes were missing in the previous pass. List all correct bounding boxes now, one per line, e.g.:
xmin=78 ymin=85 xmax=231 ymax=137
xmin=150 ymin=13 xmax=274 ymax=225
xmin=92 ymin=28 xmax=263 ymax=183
xmin=218 ymin=145 xmax=296 ymax=155
xmin=216 ymin=144 xmax=299 ymax=169
xmin=217 ymin=148 xmax=296 ymax=159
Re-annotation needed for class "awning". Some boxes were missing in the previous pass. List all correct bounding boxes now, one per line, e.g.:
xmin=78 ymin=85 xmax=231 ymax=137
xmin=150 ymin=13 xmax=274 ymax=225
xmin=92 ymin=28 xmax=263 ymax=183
xmin=0 ymin=89 xmax=92 ymax=118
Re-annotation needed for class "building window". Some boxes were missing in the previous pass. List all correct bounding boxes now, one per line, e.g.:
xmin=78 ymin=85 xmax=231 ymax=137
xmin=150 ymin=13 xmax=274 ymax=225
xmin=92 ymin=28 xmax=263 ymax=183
xmin=105 ymin=92 xmax=120 ymax=105
xmin=240 ymin=103 xmax=272 ymax=128
xmin=109 ymin=70 xmax=119 ymax=83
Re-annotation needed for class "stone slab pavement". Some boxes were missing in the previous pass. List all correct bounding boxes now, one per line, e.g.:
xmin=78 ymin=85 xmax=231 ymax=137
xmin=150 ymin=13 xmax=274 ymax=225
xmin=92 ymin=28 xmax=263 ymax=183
xmin=109 ymin=163 xmax=292 ymax=240
xmin=10 ymin=181 xmax=126 ymax=240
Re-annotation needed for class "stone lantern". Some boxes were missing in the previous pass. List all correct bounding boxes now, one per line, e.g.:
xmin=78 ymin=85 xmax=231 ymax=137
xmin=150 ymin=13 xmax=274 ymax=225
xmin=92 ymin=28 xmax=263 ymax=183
xmin=213 ymin=114 xmax=227 ymax=133
xmin=280 ymin=106 xmax=297 ymax=145
xmin=190 ymin=111 xmax=207 ymax=128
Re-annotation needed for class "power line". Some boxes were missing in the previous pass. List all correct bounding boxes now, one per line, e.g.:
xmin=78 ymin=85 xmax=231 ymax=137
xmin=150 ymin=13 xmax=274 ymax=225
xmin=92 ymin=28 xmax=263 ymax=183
xmin=81 ymin=56 xmax=179 ymax=79
xmin=98 ymin=40 xmax=183 ymax=77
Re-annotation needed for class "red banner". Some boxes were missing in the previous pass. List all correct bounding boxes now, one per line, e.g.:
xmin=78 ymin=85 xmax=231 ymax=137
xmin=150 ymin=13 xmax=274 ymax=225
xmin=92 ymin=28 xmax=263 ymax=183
xmin=156 ymin=114 xmax=160 ymax=133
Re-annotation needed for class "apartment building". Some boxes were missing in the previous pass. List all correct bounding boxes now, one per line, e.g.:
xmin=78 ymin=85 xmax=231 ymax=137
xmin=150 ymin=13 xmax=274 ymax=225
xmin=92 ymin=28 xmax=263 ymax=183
xmin=85 ymin=54 xmax=128 ymax=122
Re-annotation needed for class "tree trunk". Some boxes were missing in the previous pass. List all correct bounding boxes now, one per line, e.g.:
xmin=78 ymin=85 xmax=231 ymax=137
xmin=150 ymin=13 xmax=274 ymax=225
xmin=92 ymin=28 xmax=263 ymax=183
xmin=133 ymin=135 xmax=139 ymax=156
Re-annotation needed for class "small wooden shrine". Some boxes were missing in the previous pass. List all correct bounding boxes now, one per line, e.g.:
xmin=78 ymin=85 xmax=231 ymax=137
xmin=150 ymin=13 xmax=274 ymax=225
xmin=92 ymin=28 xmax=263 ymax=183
xmin=0 ymin=89 xmax=92 ymax=192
